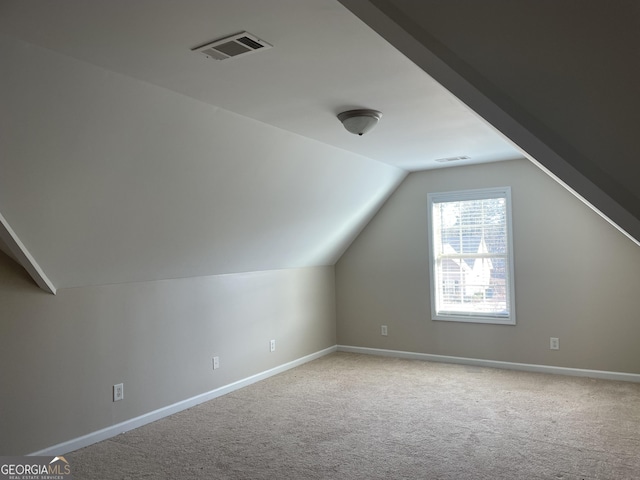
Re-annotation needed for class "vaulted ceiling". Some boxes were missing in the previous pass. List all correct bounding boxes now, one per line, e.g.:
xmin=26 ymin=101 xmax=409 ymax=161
xmin=340 ymin=0 xmax=640 ymax=244
xmin=0 ymin=0 xmax=520 ymax=291
xmin=0 ymin=0 xmax=637 ymax=292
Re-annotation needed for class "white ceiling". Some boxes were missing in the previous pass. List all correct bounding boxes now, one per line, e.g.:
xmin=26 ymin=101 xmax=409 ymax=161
xmin=0 ymin=0 xmax=520 ymax=171
xmin=0 ymin=0 xmax=523 ymax=290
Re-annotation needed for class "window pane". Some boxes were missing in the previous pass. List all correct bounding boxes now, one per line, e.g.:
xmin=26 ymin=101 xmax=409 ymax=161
xmin=438 ymin=256 xmax=509 ymax=317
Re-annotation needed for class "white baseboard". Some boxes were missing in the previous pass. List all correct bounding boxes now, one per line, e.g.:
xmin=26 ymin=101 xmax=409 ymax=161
xmin=337 ymin=345 xmax=640 ymax=383
xmin=30 ymin=345 xmax=337 ymax=456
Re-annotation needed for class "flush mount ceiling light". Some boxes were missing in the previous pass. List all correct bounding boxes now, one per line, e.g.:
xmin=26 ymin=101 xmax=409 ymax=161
xmin=337 ymin=109 xmax=382 ymax=136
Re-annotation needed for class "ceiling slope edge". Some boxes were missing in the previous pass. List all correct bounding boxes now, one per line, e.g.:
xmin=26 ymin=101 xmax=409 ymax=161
xmin=0 ymin=212 xmax=56 ymax=294
xmin=0 ymin=236 xmax=18 ymax=263
xmin=329 ymin=168 xmax=408 ymax=265
xmin=339 ymin=0 xmax=640 ymax=247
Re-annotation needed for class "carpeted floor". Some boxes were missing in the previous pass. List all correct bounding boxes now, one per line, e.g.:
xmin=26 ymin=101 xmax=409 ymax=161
xmin=67 ymin=352 xmax=640 ymax=479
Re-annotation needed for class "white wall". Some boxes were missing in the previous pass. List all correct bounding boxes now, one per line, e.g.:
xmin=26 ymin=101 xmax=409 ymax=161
xmin=0 ymin=256 xmax=336 ymax=455
xmin=336 ymin=159 xmax=640 ymax=373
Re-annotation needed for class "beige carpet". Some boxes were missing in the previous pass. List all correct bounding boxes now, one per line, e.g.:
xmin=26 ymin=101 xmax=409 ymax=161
xmin=67 ymin=352 xmax=640 ymax=479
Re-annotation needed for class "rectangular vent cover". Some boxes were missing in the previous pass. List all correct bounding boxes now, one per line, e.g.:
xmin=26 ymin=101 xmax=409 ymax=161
xmin=434 ymin=155 xmax=471 ymax=163
xmin=192 ymin=32 xmax=272 ymax=61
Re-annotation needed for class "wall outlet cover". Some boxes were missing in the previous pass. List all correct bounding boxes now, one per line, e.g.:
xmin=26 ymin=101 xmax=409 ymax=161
xmin=113 ymin=383 xmax=124 ymax=402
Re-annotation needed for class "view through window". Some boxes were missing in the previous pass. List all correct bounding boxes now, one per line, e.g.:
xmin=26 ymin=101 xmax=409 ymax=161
xmin=428 ymin=187 xmax=515 ymax=324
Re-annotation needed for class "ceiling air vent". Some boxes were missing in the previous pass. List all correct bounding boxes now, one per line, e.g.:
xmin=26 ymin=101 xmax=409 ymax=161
xmin=434 ymin=155 xmax=471 ymax=163
xmin=192 ymin=32 xmax=272 ymax=61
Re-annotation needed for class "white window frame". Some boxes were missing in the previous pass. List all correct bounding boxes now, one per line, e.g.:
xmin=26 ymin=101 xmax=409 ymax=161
xmin=427 ymin=187 xmax=516 ymax=325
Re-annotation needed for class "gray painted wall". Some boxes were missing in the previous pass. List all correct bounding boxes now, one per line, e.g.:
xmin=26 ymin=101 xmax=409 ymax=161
xmin=5 ymin=158 xmax=640 ymax=455
xmin=0 ymin=257 xmax=336 ymax=455
xmin=336 ymin=159 xmax=640 ymax=373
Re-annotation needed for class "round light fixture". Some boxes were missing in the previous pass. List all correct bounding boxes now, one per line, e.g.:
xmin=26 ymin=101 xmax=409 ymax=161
xmin=337 ymin=109 xmax=382 ymax=136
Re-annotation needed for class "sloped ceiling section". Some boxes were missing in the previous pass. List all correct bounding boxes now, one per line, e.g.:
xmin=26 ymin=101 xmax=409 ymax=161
xmin=0 ymin=0 xmax=520 ymax=172
xmin=0 ymin=35 xmax=405 ymax=289
xmin=0 ymin=0 xmax=531 ymax=292
xmin=0 ymin=236 xmax=16 ymax=262
xmin=340 ymin=0 xmax=640 ymax=245
xmin=0 ymin=212 xmax=56 ymax=293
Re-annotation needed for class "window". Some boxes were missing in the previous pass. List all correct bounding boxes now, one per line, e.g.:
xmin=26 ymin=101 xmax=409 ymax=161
xmin=427 ymin=187 xmax=516 ymax=325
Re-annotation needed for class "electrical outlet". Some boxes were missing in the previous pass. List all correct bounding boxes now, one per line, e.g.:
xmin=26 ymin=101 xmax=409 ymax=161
xmin=113 ymin=383 xmax=124 ymax=402
xmin=213 ymin=356 xmax=220 ymax=370
xmin=270 ymin=339 xmax=276 ymax=352
xmin=381 ymin=325 xmax=388 ymax=336
xmin=550 ymin=337 xmax=559 ymax=350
